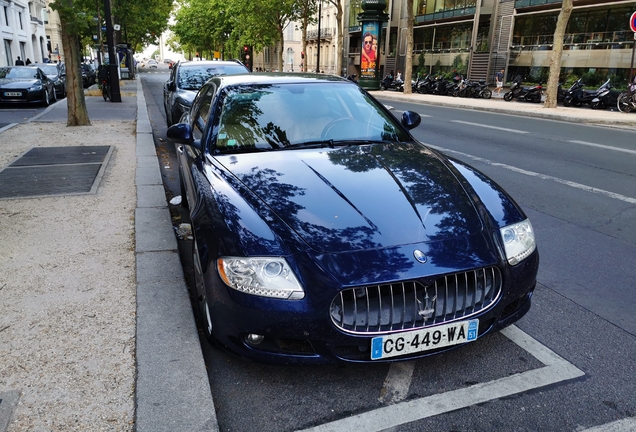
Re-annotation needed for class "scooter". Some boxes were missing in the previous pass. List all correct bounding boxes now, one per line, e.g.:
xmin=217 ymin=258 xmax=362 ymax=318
xmin=563 ymin=79 xmax=609 ymax=108
xmin=380 ymin=75 xmax=403 ymax=91
xmin=503 ymin=76 xmax=543 ymax=102
xmin=591 ymin=81 xmax=620 ymax=110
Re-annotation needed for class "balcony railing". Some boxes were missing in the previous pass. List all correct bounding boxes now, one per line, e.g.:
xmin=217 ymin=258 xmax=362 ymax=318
xmin=415 ymin=7 xmax=476 ymax=24
xmin=511 ymin=31 xmax=634 ymax=50
xmin=306 ymin=27 xmax=335 ymax=40
xmin=515 ymin=0 xmax=561 ymax=8
xmin=30 ymin=16 xmax=43 ymax=25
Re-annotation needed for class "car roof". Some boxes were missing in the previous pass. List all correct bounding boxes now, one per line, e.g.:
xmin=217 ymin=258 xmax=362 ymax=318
xmin=177 ymin=60 xmax=243 ymax=68
xmin=214 ymin=73 xmax=348 ymax=88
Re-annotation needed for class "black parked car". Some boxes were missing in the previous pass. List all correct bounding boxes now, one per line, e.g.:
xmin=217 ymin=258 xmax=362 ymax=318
xmin=81 ymin=64 xmax=97 ymax=88
xmin=0 ymin=66 xmax=56 ymax=106
xmin=31 ymin=62 xmax=66 ymax=98
xmin=167 ymin=73 xmax=539 ymax=365
xmin=163 ymin=60 xmax=249 ymax=126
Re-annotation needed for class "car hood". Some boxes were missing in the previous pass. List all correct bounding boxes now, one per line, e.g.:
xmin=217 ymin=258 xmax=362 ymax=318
xmin=218 ymin=143 xmax=483 ymax=254
xmin=0 ymin=78 xmax=39 ymax=88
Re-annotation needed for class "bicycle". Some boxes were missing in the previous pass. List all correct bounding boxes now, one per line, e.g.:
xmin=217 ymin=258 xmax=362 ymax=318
xmin=616 ymin=83 xmax=636 ymax=113
xmin=98 ymin=65 xmax=111 ymax=101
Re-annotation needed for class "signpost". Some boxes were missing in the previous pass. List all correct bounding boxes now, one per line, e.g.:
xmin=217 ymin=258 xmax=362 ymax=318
xmin=629 ymin=12 xmax=636 ymax=85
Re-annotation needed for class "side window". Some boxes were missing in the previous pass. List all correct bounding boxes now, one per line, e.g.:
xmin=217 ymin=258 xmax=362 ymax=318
xmin=191 ymin=83 xmax=216 ymax=140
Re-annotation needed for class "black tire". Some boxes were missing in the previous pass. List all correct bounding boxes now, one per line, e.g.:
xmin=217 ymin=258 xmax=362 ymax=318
xmin=51 ymin=87 xmax=57 ymax=103
xmin=42 ymin=89 xmax=50 ymax=107
xmin=528 ymin=93 xmax=541 ymax=103
xmin=563 ymin=96 xmax=573 ymax=107
xmin=503 ymin=92 xmax=513 ymax=101
xmin=590 ymin=101 xmax=602 ymax=110
xmin=380 ymin=83 xmax=386 ymax=90
xmin=179 ymin=168 xmax=189 ymax=209
xmin=481 ymin=89 xmax=492 ymax=99
xmin=192 ymin=240 xmax=216 ymax=345
xmin=617 ymin=93 xmax=633 ymax=113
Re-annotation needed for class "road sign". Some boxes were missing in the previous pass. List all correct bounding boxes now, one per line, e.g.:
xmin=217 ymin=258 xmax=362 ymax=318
xmin=630 ymin=11 xmax=636 ymax=33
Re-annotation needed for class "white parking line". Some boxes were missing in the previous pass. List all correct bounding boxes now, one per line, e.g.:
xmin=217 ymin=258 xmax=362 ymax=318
xmin=428 ymin=145 xmax=636 ymax=205
xmin=452 ymin=120 xmax=530 ymax=134
xmin=298 ymin=326 xmax=584 ymax=432
xmin=569 ymin=140 xmax=636 ymax=155
xmin=580 ymin=417 xmax=636 ymax=432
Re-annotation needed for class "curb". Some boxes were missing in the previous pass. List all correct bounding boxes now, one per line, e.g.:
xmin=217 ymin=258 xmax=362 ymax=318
xmin=134 ymin=78 xmax=219 ymax=431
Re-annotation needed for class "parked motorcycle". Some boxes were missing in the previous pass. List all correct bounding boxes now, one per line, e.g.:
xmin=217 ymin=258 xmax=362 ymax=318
xmin=562 ymin=79 xmax=609 ymax=108
xmin=616 ymin=82 xmax=636 ymax=113
xmin=503 ymin=76 xmax=543 ymax=102
xmin=591 ymin=81 xmax=620 ymax=110
xmin=415 ymin=74 xmax=436 ymax=94
xmin=380 ymin=74 xmax=404 ymax=91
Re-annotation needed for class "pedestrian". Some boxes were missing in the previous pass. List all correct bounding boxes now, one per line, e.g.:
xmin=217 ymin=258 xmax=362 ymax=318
xmin=25 ymin=58 xmax=31 ymax=65
xmin=15 ymin=56 xmax=24 ymax=65
xmin=495 ymin=69 xmax=504 ymax=94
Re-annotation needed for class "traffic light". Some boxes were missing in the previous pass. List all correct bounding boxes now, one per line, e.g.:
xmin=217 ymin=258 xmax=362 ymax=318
xmin=242 ymin=45 xmax=252 ymax=72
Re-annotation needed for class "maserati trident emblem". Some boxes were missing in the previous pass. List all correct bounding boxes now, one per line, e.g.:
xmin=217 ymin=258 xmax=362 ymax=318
xmin=413 ymin=250 xmax=427 ymax=264
xmin=416 ymin=290 xmax=437 ymax=320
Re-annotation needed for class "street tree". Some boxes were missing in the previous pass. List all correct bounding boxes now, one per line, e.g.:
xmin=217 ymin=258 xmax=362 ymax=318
xmin=544 ymin=0 xmax=573 ymax=108
xmin=171 ymin=0 xmax=231 ymax=59
xmin=403 ymin=0 xmax=414 ymax=93
xmin=325 ymin=0 xmax=344 ymax=76
xmin=49 ymin=0 xmax=92 ymax=126
xmin=231 ymin=0 xmax=298 ymax=71
xmin=296 ymin=0 xmax=318 ymax=72
xmin=114 ymin=0 xmax=173 ymax=53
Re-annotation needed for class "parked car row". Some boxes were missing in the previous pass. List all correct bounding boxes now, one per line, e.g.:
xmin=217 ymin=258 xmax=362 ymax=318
xmin=164 ymin=70 xmax=539 ymax=365
xmin=0 ymin=66 xmax=57 ymax=106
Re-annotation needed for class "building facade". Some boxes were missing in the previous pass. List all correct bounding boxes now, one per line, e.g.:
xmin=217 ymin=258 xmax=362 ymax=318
xmin=0 ymin=0 xmax=48 ymax=66
xmin=344 ymin=0 xmax=636 ymax=85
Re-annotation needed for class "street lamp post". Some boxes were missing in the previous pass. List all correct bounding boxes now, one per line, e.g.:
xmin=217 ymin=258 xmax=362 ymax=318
xmin=103 ymin=0 xmax=121 ymax=102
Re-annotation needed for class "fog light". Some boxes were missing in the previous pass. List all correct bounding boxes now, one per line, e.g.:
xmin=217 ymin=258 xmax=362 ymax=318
xmin=246 ymin=334 xmax=265 ymax=345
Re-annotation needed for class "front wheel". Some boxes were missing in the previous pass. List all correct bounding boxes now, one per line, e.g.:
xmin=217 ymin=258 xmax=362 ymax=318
xmin=503 ymin=92 xmax=513 ymax=101
xmin=380 ymin=83 xmax=386 ymax=91
xmin=617 ymin=93 xmax=633 ymax=113
xmin=563 ymin=96 xmax=573 ymax=107
xmin=481 ymin=89 xmax=492 ymax=99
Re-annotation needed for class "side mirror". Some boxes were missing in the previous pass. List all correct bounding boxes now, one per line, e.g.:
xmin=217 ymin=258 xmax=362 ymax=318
xmin=167 ymin=123 xmax=200 ymax=150
xmin=401 ymin=111 xmax=421 ymax=130
xmin=167 ymin=82 xmax=176 ymax=92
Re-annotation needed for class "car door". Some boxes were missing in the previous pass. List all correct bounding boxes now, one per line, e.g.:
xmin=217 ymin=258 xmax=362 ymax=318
xmin=177 ymin=81 xmax=216 ymax=210
xmin=164 ymin=64 xmax=177 ymax=122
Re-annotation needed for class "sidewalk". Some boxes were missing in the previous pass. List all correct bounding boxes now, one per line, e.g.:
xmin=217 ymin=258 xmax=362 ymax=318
xmin=0 ymin=79 xmax=634 ymax=432
xmin=369 ymin=88 xmax=636 ymax=127
xmin=0 ymin=79 xmax=216 ymax=432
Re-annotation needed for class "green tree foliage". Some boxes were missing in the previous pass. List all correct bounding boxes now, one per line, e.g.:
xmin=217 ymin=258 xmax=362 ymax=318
xmin=171 ymin=0 xmax=232 ymax=59
xmin=115 ymin=0 xmax=173 ymax=52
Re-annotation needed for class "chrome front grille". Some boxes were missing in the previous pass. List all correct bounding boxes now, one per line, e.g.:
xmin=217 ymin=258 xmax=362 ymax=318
xmin=330 ymin=267 xmax=502 ymax=334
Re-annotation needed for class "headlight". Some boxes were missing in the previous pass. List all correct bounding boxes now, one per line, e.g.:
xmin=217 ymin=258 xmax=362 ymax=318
xmin=217 ymin=257 xmax=305 ymax=300
xmin=29 ymin=84 xmax=43 ymax=91
xmin=500 ymin=219 xmax=536 ymax=265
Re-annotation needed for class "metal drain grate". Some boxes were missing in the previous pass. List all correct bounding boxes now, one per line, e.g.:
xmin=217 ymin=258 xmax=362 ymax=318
xmin=0 ymin=146 xmax=113 ymax=199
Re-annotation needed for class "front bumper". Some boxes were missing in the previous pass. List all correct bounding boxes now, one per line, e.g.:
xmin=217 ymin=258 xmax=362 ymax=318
xmin=205 ymin=250 xmax=539 ymax=365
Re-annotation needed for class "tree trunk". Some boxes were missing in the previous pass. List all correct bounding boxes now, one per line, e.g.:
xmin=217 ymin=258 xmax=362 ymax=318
xmin=61 ymin=28 xmax=90 ymax=126
xmin=403 ymin=0 xmax=414 ymax=93
xmin=544 ymin=0 xmax=573 ymax=108
xmin=333 ymin=0 xmax=343 ymax=76
xmin=278 ymin=23 xmax=285 ymax=72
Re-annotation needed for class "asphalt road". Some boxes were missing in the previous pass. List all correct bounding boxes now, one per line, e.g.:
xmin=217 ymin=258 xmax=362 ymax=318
xmin=139 ymin=68 xmax=636 ymax=432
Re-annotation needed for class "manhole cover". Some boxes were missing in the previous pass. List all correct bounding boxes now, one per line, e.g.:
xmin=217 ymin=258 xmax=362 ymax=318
xmin=0 ymin=146 xmax=113 ymax=199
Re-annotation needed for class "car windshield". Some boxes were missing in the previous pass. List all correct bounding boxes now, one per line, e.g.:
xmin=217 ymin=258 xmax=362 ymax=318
xmin=0 ymin=67 xmax=38 ymax=79
xmin=39 ymin=65 xmax=57 ymax=75
xmin=214 ymin=82 xmax=411 ymax=153
xmin=178 ymin=65 xmax=247 ymax=90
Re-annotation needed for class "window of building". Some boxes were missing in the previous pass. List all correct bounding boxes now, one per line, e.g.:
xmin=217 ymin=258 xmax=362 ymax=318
xmin=18 ymin=11 xmax=23 ymax=29
xmin=3 ymin=6 xmax=8 ymax=26
xmin=4 ymin=39 xmax=12 ymax=65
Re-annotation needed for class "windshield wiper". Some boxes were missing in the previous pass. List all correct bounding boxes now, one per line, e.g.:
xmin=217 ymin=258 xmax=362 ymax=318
xmin=280 ymin=139 xmax=335 ymax=150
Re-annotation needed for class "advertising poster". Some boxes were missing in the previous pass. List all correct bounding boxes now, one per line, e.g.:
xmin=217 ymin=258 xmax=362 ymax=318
xmin=360 ymin=22 xmax=379 ymax=78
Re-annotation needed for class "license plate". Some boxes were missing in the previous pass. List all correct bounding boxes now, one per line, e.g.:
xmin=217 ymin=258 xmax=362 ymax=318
xmin=371 ymin=319 xmax=479 ymax=360
xmin=4 ymin=92 xmax=21 ymax=97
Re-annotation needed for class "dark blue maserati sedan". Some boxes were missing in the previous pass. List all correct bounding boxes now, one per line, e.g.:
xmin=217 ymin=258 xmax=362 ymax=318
xmin=167 ymin=73 xmax=538 ymax=364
